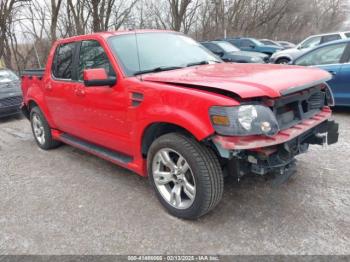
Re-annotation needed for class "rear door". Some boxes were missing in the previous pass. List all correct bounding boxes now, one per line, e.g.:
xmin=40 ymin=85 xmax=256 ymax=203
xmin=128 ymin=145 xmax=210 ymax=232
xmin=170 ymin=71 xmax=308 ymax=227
xmin=46 ymin=42 xmax=81 ymax=133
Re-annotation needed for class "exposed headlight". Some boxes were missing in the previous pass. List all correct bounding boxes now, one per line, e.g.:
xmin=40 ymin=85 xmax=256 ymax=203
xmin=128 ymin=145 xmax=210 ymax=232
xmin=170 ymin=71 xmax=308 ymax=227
xmin=209 ymin=105 xmax=279 ymax=136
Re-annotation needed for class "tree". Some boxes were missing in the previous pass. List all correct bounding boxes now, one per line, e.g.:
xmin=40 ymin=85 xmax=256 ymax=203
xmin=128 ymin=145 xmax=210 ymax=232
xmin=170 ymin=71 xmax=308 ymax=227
xmin=0 ymin=0 xmax=28 ymax=68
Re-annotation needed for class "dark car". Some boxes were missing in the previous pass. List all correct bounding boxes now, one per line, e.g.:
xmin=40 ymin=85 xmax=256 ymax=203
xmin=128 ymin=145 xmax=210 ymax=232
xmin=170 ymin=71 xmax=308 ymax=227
xmin=220 ymin=37 xmax=283 ymax=56
xmin=0 ymin=69 xmax=22 ymax=118
xmin=201 ymin=41 xmax=269 ymax=63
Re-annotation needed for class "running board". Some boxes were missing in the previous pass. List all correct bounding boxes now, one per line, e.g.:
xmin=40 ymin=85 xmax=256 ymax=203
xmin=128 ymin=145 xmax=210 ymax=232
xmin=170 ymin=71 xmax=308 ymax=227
xmin=59 ymin=133 xmax=133 ymax=164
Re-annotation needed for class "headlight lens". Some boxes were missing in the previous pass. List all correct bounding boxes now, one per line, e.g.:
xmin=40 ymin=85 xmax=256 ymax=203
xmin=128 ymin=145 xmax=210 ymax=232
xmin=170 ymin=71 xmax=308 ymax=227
xmin=209 ymin=105 xmax=279 ymax=136
xmin=238 ymin=105 xmax=258 ymax=130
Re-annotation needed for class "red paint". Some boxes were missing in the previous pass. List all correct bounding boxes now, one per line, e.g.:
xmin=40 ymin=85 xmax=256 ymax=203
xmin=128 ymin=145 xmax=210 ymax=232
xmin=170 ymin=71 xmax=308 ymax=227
xmin=83 ymin=68 xmax=108 ymax=81
xmin=21 ymin=30 xmax=334 ymax=177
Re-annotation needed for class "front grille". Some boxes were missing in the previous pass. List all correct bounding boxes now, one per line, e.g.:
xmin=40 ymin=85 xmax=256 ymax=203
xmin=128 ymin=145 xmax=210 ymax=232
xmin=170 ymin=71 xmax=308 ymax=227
xmin=272 ymin=86 xmax=325 ymax=130
xmin=0 ymin=96 xmax=22 ymax=107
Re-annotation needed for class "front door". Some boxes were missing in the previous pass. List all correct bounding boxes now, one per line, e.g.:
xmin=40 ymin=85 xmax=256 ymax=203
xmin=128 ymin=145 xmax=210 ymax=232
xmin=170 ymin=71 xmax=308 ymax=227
xmin=69 ymin=40 xmax=132 ymax=155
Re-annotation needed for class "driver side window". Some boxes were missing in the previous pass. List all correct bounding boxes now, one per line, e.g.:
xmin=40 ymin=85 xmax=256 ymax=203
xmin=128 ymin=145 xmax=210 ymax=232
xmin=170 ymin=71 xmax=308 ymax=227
xmin=295 ymin=43 xmax=347 ymax=66
xmin=78 ymin=40 xmax=115 ymax=81
xmin=241 ymin=40 xmax=254 ymax=48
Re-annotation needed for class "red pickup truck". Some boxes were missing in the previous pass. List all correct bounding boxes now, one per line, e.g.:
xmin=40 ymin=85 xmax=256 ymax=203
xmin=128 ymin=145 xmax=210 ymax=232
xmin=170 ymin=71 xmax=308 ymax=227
xmin=21 ymin=30 xmax=339 ymax=219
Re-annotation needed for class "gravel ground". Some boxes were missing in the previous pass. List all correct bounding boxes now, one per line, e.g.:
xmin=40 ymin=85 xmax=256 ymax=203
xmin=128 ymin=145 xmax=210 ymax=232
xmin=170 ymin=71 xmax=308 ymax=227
xmin=0 ymin=110 xmax=349 ymax=255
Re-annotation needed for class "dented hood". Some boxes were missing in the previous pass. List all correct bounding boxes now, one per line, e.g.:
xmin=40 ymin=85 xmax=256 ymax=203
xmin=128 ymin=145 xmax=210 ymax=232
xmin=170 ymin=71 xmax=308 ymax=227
xmin=141 ymin=63 xmax=331 ymax=99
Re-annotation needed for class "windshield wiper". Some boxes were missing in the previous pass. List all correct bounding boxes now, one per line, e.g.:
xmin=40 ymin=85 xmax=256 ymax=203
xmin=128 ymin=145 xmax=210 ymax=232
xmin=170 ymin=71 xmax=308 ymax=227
xmin=186 ymin=60 xmax=222 ymax=67
xmin=133 ymin=66 xmax=184 ymax=76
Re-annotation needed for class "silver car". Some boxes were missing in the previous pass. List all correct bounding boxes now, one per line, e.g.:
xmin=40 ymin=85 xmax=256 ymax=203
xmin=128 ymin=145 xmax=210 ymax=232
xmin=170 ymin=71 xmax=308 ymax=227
xmin=270 ymin=31 xmax=350 ymax=64
xmin=0 ymin=69 xmax=22 ymax=118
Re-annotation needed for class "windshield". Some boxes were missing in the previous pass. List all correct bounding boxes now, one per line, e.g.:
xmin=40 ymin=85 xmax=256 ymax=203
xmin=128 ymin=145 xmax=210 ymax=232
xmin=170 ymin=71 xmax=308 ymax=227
xmin=108 ymin=32 xmax=221 ymax=76
xmin=250 ymin=39 xmax=263 ymax=46
xmin=216 ymin=42 xmax=240 ymax=52
xmin=0 ymin=70 xmax=19 ymax=82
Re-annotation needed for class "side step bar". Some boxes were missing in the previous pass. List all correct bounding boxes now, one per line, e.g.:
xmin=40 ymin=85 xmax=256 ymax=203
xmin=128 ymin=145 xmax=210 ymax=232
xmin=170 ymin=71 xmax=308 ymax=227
xmin=59 ymin=133 xmax=133 ymax=164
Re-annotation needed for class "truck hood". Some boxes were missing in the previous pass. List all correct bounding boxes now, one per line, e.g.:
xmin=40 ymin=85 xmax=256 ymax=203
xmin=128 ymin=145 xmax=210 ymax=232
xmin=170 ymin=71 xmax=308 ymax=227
xmin=141 ymin=63 xmax=331 ymax=99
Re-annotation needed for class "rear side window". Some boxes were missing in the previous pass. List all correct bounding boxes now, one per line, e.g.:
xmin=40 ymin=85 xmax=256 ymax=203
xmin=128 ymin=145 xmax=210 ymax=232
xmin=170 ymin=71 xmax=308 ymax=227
xmin=78 ymin=40 xmax=115 ymax=80
xmin=52 ymin=42 xmax=76 ymax=79
xmin=345 ymin=33 xmax=350 ymax=38
xmin=229 ymin=39 xmax=241 ymax=47
xmin=240 ymin=40 xmax=254 ymax=48
xmin=321 ymin=34 xmax=342 ymax=44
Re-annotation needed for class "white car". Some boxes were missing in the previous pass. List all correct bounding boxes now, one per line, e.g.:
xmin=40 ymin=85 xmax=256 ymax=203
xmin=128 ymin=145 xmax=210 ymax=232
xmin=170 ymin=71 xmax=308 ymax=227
xmin=270 ymin=31 xmax=350 ymax=64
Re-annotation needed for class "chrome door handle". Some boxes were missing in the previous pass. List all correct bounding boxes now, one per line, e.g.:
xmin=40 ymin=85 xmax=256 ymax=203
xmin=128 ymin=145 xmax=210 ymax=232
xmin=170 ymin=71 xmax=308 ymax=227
xmin=74 ymin=89 xmax=85 ymax=97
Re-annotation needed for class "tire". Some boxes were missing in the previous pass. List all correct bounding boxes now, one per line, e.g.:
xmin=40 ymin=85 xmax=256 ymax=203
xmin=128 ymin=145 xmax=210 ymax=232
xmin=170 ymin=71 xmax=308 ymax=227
xmin=276 ymin=58 xmax=290 ymax=64
xmin=147 ymin=133 xmax=224 ymax=219
xmin=30 ymin=106 xmax=61 ymax=150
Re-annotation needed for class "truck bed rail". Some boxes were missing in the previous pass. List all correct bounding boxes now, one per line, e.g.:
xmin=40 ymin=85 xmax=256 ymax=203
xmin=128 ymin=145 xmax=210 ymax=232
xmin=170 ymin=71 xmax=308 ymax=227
xmin=21 ymin=69 xmax=45 ymax=79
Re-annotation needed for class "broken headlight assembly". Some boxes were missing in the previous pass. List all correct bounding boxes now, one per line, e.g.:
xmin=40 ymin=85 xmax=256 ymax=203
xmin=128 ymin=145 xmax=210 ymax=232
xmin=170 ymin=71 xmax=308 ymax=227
xmin=209 ymin=105 xmax=280 ymax=136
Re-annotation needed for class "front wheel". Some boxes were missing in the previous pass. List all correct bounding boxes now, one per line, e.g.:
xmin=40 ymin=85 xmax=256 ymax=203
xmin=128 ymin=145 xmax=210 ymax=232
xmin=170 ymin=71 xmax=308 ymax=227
xmin=147 ymin=133 xmax=224 ymax=219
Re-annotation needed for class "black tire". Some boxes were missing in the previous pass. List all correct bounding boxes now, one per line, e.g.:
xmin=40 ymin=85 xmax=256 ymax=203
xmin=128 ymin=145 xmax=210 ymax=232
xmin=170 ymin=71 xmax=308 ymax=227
xmin=276 ymin=58 xmax=290 ymax=64
xmin=147 ymin=133 xmax=224 ymax=219
xmin=30 ymin=106 xmax=61 ymax=150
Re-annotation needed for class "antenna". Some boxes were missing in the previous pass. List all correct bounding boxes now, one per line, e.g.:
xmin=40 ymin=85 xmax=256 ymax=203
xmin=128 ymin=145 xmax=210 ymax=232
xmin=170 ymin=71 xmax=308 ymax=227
xmin=134 ymin=32 xmax=142 ymax=80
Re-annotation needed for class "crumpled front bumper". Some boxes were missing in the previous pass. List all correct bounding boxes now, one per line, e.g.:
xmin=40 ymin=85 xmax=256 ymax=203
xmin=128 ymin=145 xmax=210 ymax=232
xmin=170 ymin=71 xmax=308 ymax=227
xmin=213 ymin=107 xmax=338 ymax=151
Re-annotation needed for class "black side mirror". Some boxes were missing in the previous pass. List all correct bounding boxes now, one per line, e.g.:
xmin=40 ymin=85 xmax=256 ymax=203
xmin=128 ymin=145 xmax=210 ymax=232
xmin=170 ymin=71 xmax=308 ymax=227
xmin=249 ymin=44 xmax=255 ymax=49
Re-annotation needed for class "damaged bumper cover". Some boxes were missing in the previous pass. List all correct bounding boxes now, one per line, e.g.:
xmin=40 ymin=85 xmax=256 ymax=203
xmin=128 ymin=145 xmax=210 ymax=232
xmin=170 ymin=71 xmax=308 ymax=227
xmin=212 ymin=107 xmax=339 ymax=177
xmin=213 ymin=107 xmax=337 ymax=151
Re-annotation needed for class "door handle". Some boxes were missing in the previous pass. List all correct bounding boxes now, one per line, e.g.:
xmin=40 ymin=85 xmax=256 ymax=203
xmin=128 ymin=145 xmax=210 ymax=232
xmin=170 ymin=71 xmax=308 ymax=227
xmin=74 ymin=88 xmax=86 ymax=97
xmin=45 ymin=84 xmax=52 ymax=91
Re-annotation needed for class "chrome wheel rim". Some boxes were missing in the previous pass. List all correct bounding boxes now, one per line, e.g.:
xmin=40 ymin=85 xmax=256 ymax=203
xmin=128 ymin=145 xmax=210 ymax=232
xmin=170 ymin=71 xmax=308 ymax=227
xmin=32 ymin=114 xmax=45 ymax=145
xmin=152 ymin=148 xmax=196 ymax=210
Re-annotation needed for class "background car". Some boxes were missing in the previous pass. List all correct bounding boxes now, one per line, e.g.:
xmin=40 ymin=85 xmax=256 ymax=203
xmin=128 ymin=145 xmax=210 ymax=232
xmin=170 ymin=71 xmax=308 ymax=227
xmin=270 ymin=31 xmax=350 ymax=64
xmin=219 ymin=37 xmax=283 ymax=56
xmin=277 ymin=41 xmax=296 ymax=49
xmin=0 ymin=69 xmax=22 ymax=118
xmin=201 ymin=40 xmax=269 ymax=63
xmin=293 ymin=39 xmax=350 ymax=106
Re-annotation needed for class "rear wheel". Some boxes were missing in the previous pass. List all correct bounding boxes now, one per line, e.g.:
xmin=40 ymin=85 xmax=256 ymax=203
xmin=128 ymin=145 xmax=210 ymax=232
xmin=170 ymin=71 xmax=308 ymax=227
xmin=147 ymin=133 xmax=224 ymax=219
xmin=30 ymin=106 xmax=61 ymax=150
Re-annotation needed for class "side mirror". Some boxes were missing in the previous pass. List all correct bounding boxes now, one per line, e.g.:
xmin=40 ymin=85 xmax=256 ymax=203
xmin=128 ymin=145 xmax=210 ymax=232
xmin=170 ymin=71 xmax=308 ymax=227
xmin=83 ymin=68 xmax=116 ymax=87
xmin=215 ymin=51 xmax=224 ymax=57
xmin=249 ymin=44 xmax=255 ymax=49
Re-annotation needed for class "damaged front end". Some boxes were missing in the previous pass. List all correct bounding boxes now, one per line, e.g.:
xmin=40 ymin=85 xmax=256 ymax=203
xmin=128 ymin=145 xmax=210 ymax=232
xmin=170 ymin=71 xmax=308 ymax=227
xmin=210 ymin=84 xmax=339 ymax=182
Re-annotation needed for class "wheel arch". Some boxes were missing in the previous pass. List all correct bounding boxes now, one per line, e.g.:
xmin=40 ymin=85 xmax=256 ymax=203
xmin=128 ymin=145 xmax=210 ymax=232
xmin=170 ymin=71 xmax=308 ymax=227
xmin=141 ymin=122 xmax=197 ymax=157
xmin=275 ymin=56 xmax=292 ymax=63
xmin=25 ymin=98 xmax=56 ymax=128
